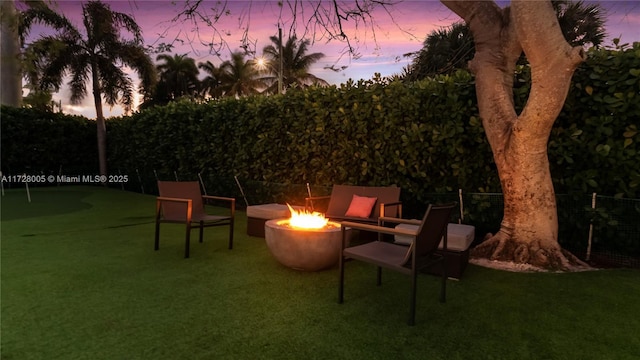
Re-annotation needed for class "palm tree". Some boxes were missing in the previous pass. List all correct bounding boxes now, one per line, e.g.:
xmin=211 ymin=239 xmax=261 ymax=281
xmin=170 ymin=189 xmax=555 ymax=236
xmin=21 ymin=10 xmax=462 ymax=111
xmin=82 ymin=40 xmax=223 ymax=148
xmin=218 ymin=51 xmax=265 ymax=97
xmin=155 ymin=53 xmax=200 ymax=101
xmin=20 ymin=0 xmax=156 ymax=177
xmin=261 ymin=35 xmax=327 ymax=93
xmin=1 ymin=0 xmax=21 ymax=106
xmin=198 ymin=60 xmax=225 ymax=99
xmin=553 ymin=0 xmax=606 ymax=47
xmin=405 ymin=22 xmax=474 ymax=81
xmin=406 ymin=0 xmax=605 ymax=80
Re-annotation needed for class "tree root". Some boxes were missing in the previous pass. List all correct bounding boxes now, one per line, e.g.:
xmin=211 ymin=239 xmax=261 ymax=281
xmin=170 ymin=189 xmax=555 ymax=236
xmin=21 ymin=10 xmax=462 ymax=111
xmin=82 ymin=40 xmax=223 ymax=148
xmin=470 ymin=232 xmax=592 ymax=272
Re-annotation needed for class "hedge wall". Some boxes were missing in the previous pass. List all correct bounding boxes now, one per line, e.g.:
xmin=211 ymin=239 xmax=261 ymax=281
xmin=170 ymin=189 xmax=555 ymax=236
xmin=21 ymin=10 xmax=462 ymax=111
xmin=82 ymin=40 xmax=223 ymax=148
xmin=106 ymin=70 xmax=497 ymax=206
xmin=551 ymin=42 xmax=640 ymax=197
xmin=2 ymin=43 xmax=638 ymax=203
xmin=0 ymin=108 xmax=97 ymax=176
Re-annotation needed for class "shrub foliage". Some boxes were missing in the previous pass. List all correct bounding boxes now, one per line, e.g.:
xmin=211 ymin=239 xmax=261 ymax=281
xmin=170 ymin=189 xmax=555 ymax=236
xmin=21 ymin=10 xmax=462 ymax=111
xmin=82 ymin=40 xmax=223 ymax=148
xmin=0 ymin=108 xmax=97 ymax=175
xmin=2 ymin=44 xmax=638 ymax=202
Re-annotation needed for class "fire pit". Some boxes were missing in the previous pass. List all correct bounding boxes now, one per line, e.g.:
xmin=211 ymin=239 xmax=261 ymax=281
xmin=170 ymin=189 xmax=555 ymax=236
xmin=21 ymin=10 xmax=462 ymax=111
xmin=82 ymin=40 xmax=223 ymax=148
xmin=264 ymin=206 xmax=348 ymax=271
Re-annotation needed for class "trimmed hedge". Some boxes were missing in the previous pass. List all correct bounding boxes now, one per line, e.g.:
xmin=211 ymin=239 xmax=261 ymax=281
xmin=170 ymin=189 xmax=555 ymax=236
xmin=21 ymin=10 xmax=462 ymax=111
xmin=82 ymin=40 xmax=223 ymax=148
xmin=106 ymin=71 xmax=496 ymax=208
xmin=0 ymin=108 xmax=97 ymax=176
xmin=551 ymin=42 xmax=640 ymax=198
xmin=2 ymin=44 xmax=638 ymax=202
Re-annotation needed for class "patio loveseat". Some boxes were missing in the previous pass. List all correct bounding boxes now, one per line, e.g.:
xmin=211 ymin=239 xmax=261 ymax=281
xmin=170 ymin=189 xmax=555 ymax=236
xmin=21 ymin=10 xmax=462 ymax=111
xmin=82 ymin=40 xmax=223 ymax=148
xmin=305 ymin=184 xmax=402 ymax=225
xmin=246 ymin=184 xmax=401 ymax=239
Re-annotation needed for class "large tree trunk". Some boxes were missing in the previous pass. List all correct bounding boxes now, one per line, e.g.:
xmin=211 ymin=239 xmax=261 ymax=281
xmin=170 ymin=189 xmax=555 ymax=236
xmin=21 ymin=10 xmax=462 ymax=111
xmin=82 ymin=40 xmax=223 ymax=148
xmin=442 ymin=0 xmax=589 ymax=270
xmin=0 ymin=0 xmax=22 ymax=107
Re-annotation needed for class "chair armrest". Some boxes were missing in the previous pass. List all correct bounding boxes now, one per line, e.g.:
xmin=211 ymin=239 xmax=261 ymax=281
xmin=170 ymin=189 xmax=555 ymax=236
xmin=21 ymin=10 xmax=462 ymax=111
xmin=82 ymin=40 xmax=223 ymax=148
xmin=157 ymin=196 xmax=192 ymax=204
xmin=340 ymin=220 xmax=418 ymax=238
xmin=202 ymin=196 xmax=236 ymax=216
xmin=380 ymin=201 xmax=402 ymax=218
xmin=382 ymin=201 xmax=403 ymax=207
xmin=378 ymin=217 xmax=421 ymax=226
xmin=156 ymin=197 xmax=193 ymax=221
xmin=202 ymin=195 xmax=235 ymax=204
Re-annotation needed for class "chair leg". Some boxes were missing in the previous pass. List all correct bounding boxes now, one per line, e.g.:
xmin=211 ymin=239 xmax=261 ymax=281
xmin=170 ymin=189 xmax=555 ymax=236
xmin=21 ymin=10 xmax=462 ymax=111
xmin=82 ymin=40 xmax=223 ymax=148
xmin=440 ymin=258 xmax=447 ymax=303
xmin=338 ymin=253 xmax=345 ymax=304
xmin=339 ymin=227 xmax=348 ymax=304
xmin=199 ymin=221 xmax=204 ymax=243
xmin=338 ymin=227 xmax=347 ymax=304
xmin=409 ymin=270 xmax=417 ymax=326
xmin=376 ymin=267 xmax=382 ymax=286
xmin=228 ymin=220 xmax=234 ymax=250
xmin=185 ymin=223 xmax=192 ymax=258
xmin=154 ymin=221 xmax=160 ymax=251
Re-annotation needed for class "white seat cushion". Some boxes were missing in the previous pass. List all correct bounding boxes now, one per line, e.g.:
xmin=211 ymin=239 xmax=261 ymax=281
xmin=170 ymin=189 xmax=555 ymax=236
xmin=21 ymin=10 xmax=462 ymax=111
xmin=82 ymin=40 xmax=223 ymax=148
xmin=394 ymin=223 xmax=475 ymax=251
xmin=246 ymin=203 xmax=304 ymax=219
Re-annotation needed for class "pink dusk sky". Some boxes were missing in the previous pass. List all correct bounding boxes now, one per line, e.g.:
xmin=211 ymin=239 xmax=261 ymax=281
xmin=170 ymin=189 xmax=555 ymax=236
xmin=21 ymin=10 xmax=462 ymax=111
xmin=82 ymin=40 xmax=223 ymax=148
xmin=21 ymin=0 xmax=640 ymax=119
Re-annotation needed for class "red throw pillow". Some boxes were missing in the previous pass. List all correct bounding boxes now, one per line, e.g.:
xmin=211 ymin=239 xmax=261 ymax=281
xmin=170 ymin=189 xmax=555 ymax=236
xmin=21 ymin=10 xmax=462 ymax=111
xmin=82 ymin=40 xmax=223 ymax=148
xmin=344 ymin=194 xmax=377 ymax=218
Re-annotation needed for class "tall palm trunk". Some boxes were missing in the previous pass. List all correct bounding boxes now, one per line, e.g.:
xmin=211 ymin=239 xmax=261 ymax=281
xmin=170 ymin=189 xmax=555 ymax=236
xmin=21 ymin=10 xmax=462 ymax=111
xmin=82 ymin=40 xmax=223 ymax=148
xmin=0 ymin=0 xmax=22 ymax=106
xmin=91 ymin=62 xmax=107 ymax=179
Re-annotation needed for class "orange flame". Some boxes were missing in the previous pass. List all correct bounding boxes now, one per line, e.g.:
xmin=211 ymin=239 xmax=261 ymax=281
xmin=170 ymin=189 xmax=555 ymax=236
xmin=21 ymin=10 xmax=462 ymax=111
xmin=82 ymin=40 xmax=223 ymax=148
xmin=286 ymin=204 xmax=329 ymax=229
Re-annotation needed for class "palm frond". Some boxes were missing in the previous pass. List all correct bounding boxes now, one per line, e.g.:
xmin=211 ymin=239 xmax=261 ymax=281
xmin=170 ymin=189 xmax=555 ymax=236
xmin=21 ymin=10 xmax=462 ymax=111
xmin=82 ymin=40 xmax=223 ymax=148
xmin=110 ymin=11 xmax=144 ymax=44
xmin=111 ymin=40 xmax=157 ymax=93
xmin=19 ymin=0 xmax=80 ymax=44
xmin=260 ymin=34 xmax=327 ymax=91
xmin=98 ymin=61 xmax=133 ymax=110
xmin=67 ymin=60 xmax=90 ymax=105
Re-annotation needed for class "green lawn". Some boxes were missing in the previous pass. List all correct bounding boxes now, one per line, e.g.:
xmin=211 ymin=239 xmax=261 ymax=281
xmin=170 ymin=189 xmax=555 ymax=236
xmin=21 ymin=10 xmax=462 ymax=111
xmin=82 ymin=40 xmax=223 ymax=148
xmin=1 ymin=186 xmax=639 ymax=360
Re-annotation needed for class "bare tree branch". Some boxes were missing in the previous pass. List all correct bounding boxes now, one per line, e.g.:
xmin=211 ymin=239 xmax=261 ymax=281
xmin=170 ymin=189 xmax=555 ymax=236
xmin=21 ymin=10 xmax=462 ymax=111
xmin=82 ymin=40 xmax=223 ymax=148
xmin=165 ymin=0 xmax=413 ymax=70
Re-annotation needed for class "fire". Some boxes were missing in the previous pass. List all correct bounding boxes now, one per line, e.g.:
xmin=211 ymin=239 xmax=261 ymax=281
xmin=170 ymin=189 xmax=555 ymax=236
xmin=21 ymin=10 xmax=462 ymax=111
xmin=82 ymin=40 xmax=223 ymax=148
xmin=286 ymin=204 xmax=329 ymax=229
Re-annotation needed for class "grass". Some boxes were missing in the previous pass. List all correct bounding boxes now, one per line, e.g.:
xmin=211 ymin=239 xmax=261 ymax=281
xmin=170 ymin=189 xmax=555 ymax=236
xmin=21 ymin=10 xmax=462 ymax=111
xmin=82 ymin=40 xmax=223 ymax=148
xmin=1 ymin=186 xmax=639 ymax=360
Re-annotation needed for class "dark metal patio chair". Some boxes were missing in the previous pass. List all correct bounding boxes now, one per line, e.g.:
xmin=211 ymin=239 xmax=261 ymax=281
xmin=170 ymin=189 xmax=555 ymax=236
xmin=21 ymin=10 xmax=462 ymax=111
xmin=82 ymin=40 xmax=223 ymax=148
xmin=338 ymin=202 xmax=456 ymax=325
xmin=155 ymin=181 xmax=235 ymax=258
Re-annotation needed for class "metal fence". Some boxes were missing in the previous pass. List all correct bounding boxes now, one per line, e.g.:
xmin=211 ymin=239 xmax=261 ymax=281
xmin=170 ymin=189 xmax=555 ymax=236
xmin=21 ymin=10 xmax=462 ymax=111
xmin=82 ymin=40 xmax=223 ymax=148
xmin=5 ymin=168 xmax=638 ymax=268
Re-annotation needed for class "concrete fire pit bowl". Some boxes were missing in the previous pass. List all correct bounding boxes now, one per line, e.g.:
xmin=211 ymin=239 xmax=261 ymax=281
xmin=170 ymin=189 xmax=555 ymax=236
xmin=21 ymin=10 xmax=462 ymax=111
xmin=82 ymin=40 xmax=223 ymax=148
xmin=264 ymin=219 xmax=347 ymax=271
